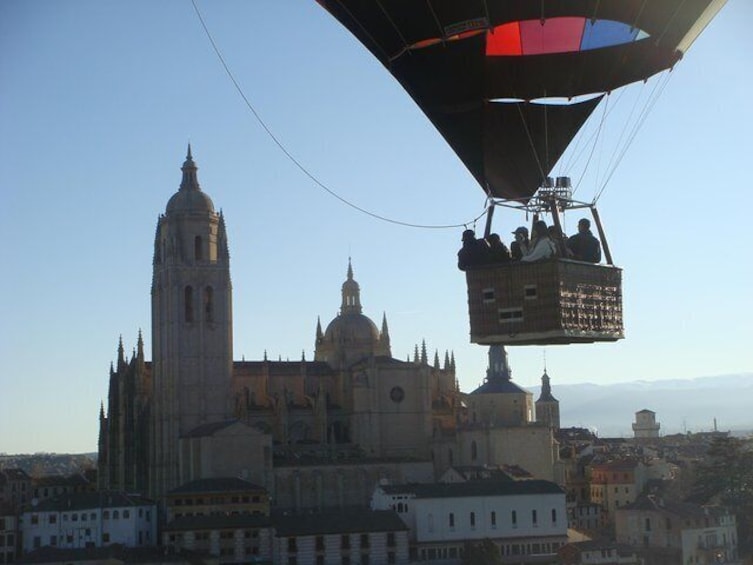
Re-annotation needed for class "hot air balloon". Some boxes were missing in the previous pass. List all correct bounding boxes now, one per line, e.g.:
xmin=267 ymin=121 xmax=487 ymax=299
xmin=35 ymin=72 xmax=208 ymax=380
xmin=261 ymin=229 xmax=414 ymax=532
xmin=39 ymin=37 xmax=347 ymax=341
xmin=318 ymin=0 xmax=726 ymax=346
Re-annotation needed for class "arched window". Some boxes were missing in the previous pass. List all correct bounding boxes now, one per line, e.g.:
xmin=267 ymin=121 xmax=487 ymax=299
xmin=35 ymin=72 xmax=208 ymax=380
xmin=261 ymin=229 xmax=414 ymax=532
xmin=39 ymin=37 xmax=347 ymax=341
xmin=185 ymin=286 xmax=194 ymax=322
xmin=203 ymin=286 xmax=214 ymax=322
xmin=471 ymin=440 xmax=478 ymax=461
xmin=194 ymin=236 xmax=202 ymax=261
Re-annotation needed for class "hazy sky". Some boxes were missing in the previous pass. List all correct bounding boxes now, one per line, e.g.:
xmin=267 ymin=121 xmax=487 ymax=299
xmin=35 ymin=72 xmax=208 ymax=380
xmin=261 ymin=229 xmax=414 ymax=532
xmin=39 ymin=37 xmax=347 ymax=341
xmin=1 ymin=1 xmax=751 ymax=454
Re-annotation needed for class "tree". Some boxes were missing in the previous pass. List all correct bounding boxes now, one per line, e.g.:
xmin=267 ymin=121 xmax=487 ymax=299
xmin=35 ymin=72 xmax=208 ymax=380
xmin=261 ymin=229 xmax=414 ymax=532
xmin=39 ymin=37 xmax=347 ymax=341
xmin=462 ymin=539 xmax=503 ymax=565
xmin=690 ymin=435 xmax=753 ymax=556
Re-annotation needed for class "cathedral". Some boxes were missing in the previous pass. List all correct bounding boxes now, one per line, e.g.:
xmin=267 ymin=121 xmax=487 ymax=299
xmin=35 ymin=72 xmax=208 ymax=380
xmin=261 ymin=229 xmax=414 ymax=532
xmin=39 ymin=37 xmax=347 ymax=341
xmin=98 ymin=148 xmax=561 ymax=509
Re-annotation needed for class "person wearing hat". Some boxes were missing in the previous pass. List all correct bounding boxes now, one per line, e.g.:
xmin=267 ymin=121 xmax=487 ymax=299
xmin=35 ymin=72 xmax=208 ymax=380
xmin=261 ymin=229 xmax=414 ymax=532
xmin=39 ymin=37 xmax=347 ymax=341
xmin=457 ymin=229 xmax=485 ymax=270
xmin=567 ymin=218 xmax=601 ymax=263
xmin=510 ymin=226 xmax=530 ymax=261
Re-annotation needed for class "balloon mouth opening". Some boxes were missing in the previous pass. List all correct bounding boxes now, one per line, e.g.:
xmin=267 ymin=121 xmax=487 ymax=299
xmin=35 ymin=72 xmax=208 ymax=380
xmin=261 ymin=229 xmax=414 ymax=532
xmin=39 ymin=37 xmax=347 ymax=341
xmin=490 ymin=93 xmax=604 ymax=106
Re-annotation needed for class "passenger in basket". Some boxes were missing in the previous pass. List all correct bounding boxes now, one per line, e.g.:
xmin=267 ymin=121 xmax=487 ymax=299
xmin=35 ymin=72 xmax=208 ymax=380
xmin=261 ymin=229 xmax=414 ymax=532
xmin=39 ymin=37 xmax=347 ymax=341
xmin=484 ymin=233 xmax=511 ymax=264
xmin=548 ymin=224 xmax=573 ymax=258
xmin=510 ymin=226 xmax=530 ymax=261
xmin=457 ymin=229 xmax=485 ymax=270
xmin=522 ymin=220 xmax=557 ymax=262
xmin=567 ymin=218 xmax=602 ymax=263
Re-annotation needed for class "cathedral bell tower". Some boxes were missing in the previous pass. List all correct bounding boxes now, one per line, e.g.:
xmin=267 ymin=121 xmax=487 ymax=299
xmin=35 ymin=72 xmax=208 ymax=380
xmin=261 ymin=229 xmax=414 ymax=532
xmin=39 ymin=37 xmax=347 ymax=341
xmin=150 ymin=146 xmax=233 ymax=496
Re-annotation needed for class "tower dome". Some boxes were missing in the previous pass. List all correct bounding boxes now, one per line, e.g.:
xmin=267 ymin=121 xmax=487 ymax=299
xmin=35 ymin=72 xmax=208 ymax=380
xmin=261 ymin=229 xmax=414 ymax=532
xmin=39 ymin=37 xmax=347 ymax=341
xmin=315 ymin=259 xmax=390 ymax=367
xmin=323 ymin=259 xmax=380 ymax=343
xmin=165 ymin=144 xmax=215 ymax=214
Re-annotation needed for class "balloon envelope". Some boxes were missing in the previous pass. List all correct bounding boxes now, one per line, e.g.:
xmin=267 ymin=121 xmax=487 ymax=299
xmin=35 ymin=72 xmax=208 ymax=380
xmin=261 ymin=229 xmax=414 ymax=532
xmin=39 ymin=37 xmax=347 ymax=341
xmin=318 ymin=0 xmax=726 ymax=201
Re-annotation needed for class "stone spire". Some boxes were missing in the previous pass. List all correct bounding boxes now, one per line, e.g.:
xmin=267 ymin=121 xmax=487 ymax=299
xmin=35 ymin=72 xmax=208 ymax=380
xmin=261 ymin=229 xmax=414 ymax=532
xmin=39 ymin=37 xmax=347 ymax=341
xmin=486 ymin=345 xmax=512 ymax=383
xmin=420 ymin=340 xmax=427 ymax=364
xmin=433 ymin=350 xmax=440 ymax=369
xmin=444 ymin=350 xmax=451 ymax=370
xmin=117 ymin=336 xmax=126 ymax=371
xmin=179 ymin=143 xmax=200 ymax=192
xmin=340 ymin=258 xmax=362 ymax=315
xmin=380 ymin=313 xmax=390 ymax=348
xmin=537 ymin=371 xmax=558 ymax=402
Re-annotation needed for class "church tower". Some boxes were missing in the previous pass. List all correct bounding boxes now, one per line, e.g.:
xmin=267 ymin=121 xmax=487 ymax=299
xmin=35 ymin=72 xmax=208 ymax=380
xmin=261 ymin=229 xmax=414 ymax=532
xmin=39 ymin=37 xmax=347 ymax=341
xmin=150 ymin=147 xmax=233 ymax=496
xmin=535 ymin=371 xmax=560 ymax=430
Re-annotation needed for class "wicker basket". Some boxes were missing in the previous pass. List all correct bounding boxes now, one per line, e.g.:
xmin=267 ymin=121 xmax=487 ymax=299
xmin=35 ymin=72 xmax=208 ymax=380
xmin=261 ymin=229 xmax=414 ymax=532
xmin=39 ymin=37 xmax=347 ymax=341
xmin=465 ymin=259 xmax=624 ymax=345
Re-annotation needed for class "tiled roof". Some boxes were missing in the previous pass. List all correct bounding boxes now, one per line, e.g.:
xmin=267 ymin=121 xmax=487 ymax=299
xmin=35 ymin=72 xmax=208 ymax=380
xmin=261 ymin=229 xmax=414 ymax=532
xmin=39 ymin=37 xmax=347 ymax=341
xmin=17 ymin=545 xmax=200 ymax=564
xmin=23 ymin=491 xmax=154 ymax=513
xmin=182 ymin=420 xmax=240 ymax=438
xmin=1 ymin=468 xmax=31 ymax=481
xmin=166 ymin=513 xmax=271 ymax=531
xmin=380 ymin=479 xmax=564 ymax=499
xmin=470 ymin=379 xmax=530 ymax=395
xmin=621 ymin=495 xmax=730 ymax=520
xmin=272 ymin=508 xmax=408 ymax=537
xmin=169 ymin=477 xmax=266 ymax=495
xmin=233 ymin=361 xmax=336 ymax=378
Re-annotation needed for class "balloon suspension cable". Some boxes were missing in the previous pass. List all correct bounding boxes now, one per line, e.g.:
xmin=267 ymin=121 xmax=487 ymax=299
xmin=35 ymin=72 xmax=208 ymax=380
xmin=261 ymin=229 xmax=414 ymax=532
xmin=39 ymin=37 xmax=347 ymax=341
xmin=190 ymin=0 xmax=482 ymax=230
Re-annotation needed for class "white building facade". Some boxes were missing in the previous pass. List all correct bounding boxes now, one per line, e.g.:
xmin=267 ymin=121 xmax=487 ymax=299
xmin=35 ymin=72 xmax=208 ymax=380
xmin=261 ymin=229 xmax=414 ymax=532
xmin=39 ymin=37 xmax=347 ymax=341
xmin=372 ymin=480 xmax=567 ymax=563
xmin=20 ymin=492 xmax=156 ymax=553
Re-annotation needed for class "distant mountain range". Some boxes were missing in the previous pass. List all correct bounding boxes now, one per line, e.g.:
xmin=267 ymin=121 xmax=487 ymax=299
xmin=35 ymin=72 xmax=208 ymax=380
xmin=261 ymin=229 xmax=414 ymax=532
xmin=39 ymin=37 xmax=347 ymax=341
xmin=527 ymin=373 xmax=753 ymax=438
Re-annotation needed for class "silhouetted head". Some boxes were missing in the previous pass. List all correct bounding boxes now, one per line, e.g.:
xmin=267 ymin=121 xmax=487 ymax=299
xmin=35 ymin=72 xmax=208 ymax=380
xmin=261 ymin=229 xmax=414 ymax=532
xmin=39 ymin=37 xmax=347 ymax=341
xmin=512 ymin=226 xmax=528 ymax=240
xmin=578 ymin=218 xmax=591 ymax=232
xmin=462 ymin=229 xmax=476 ymax=243
xmin=532 ymin=220 xmax=549 ymax=238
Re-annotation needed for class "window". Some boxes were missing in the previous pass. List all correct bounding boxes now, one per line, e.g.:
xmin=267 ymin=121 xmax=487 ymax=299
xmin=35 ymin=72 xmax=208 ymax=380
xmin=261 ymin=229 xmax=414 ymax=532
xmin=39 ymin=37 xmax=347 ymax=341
xmin=30 ymin=515 xmax=39 ymax=525
xmin=33 ymin=536 xmax=41 ymax=549
xmin=645 ymin=518 xmax=651 ymax=531
xmin=185 ymin=286 xmax=194 ymax=322
xmin=471 ymin=441 xmax=478 ymax=461
xmin=387 ymin=533 xmax=395 ymax=547
xmin=49 ymin=535 xmax=56 ymax=546
xmin=113 ymin=511 xmax=119 ymax=519
xmin=498 ymin=307 xmax=523 ymax=322
xmin=194 ymin=236 xmax=202 ymax=261
xmin=428 ymin=513 xmax=434 ymax=532
xmin=388 ymin=552 xmax=396 ymax=565
xmin=72 ymin=514 xmax=78 ymax=522
xmin=49 ymin=515 xmax=57 ymax=524
xmin=103 ymin=533 xmax=110 ymax=543
xmin=90 ymin=513 xmax=96 ymax=520
xmin=512 ymin=510 xmax=517 ymax=527
xmin=482 ymin=288 xmax=495 ymax=302
xmin=316 ymin=536 xmax=325 ymax=551
xmin=448 ymin=449 xmax=453 ymax=465
xmin=532 ymin=509 xmax=537 ymax=525
xmin=524 ymin=285 xmax=538 ymax=299
xmin=449 ymin=513 xmax=455 ymax=528
xmin=551 ymin=508 xmax=557 ymax=523
xmin=288 ymin=537 xmax=297 ymax=553
xmin=123 ymin=510 xmax=130 ymax=519
xmin=491 ymin=511 xmax=497 ymax=527
xmin=470 ymin=512 xmax=476 ymax=528
xmin=341 ymin=535 xmax=350 ymax=549
xmin=204 ymin=287 xmax=214 ymax=321
xmin=360 ymin=534 xmax=369 ymax=548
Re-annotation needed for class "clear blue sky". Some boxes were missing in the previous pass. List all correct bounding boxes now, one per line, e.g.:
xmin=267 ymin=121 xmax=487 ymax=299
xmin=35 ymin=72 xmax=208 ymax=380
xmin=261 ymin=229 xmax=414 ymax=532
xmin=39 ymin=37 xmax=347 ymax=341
xmin=1 ymin=1 xmax=751 ymax=454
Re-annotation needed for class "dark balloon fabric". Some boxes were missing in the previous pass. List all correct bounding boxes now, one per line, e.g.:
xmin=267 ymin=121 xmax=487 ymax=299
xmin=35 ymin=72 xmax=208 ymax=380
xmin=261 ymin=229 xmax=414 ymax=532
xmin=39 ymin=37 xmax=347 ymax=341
xmin=318 ymin=0 xmax=723 ymax=200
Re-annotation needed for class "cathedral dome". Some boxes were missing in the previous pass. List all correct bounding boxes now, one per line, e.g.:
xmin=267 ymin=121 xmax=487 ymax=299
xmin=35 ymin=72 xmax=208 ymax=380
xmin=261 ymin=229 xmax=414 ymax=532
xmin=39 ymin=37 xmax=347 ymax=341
xmin=166 ymin=189 xmax=215 ymax=214
xmin=323 ymin=312 xmax=380 ymax=344
xmin=166 ymin=145 xmax=215 ymax=214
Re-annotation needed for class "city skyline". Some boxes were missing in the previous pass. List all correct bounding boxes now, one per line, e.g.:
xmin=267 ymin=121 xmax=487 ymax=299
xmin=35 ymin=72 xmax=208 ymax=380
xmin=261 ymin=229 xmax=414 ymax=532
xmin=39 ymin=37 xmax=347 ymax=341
xmin=1 ymin=1 xmax=751 ymax=454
